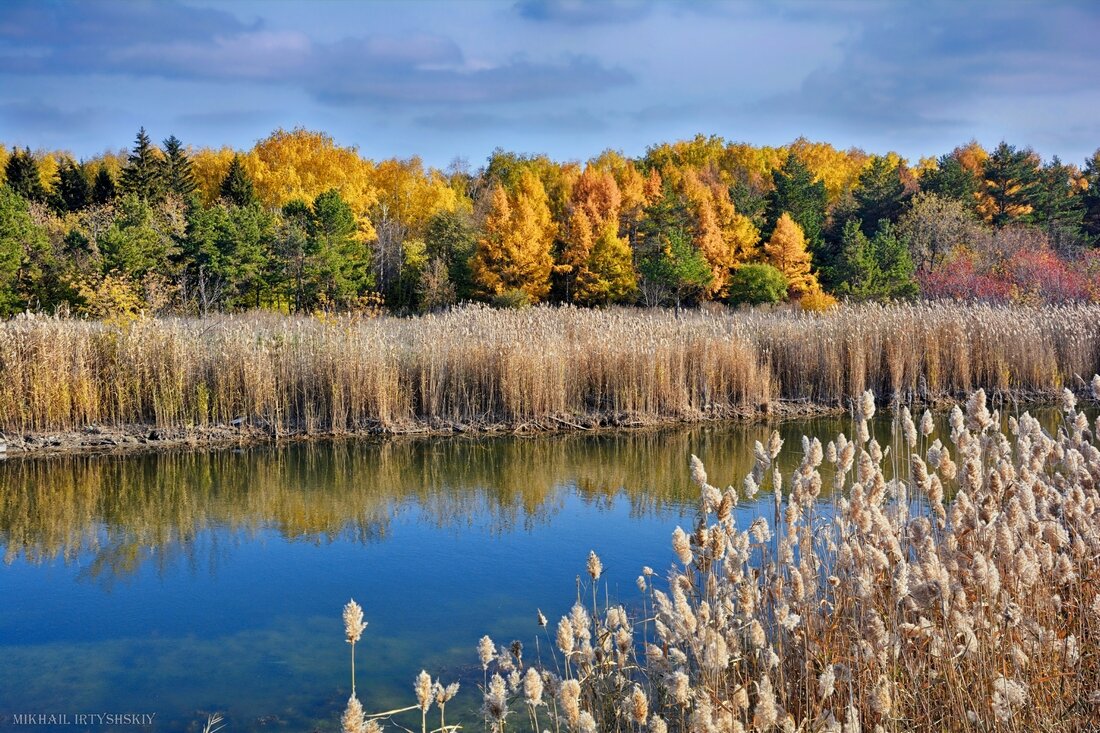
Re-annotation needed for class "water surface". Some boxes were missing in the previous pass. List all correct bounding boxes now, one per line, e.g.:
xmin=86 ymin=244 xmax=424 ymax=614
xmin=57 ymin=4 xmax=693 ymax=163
xmin=0 ymin=408 xmax=1071 ymax=732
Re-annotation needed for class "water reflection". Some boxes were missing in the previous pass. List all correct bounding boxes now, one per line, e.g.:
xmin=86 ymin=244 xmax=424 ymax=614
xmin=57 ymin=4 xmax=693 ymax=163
xmin=1 ymin=417 xmax=872 ymax=578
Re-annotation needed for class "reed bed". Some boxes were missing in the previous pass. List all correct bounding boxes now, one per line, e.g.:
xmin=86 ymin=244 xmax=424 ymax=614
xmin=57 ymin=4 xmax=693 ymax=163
xmin=344 ymin=381 xmax=1100 ymax=733
xmin=1 ymin=303 xmax=1098 ymax=437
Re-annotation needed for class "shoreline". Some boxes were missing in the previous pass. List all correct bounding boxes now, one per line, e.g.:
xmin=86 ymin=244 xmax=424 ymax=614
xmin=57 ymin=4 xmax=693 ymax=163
xmin=0 ymin=388 xmax=1067 ymax=459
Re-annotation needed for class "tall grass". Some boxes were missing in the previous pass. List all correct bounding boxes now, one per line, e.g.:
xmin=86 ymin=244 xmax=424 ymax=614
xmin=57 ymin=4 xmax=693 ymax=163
xmin=344 ymin=380 xmax=1100 ymax=733
xmin=1 ymin=303 xmax=1098 ymax=436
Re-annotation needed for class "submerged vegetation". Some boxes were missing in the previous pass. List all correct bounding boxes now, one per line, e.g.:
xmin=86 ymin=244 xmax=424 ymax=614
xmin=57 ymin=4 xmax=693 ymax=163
xmin=342 ymin=381 xmax=1100 ymax=732
xmin=1 ymin=303 xmax=1098 ymax=439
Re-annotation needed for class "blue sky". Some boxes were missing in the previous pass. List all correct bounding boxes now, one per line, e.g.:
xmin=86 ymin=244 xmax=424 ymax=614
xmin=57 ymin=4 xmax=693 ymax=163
xmin=1 ymin=0 xmax=1098 ymax=168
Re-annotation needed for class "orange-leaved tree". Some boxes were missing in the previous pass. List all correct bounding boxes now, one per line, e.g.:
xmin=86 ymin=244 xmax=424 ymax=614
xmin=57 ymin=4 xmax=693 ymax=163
xmin=561 ymin=165 xmax=636 ymax=304
xmin=471 ymin=170 xmax=557 ymax=302
xmin=764 ymin=212 xmax=820 ymax=298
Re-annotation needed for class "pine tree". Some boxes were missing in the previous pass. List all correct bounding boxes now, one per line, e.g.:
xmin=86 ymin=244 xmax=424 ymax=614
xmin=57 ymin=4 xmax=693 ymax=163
xmin=764 ymin=155 xmax=827 ymax=263
xmin=764 ymin=213 xmax=818 ymax=298
xmin=0 ymin=185 xmax=43 ymax=314
xmin=1083 ymin=149 xmax=1100 ymax=247
xmin=836 ymin=218 xmax=917 ymax=300
xmin=4 ymin=148 xmax=46 ymax=202
xmin=120 ymin=127 xmax=164 ymax=201
xmin=1032 ymin=157 xmax=1085 ymax=251
xmin=162 ymin=135 xmax=197 ymax=198
xmin=54 ymin=159 xmax=91 ymax=213
xmin=920 ymin=154 xmax=979 ymax=209
xmin=853 ymin=156 xmax=909 ymax=236
xmin=981 ymin=142 xmax=1041 ymax=227
xmin=220 ymin=154 xmax=256 ymax=207
xmin=308 ymin=188 xmax=372 ymax=306
xmin=92 ymin=165 xmax=117 ymax=204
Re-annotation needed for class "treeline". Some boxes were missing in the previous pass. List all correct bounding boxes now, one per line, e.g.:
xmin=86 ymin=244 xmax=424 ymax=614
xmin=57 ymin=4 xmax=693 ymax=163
xmin=1 ymin=129 xmax=1099 ymax=317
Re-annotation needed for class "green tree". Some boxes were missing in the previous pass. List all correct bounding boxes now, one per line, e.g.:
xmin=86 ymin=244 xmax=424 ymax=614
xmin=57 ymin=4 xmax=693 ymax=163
xmin=638 ymin=228 xmax=712 ymax=311
xmin=100 ymin=194 xmax=177 ymax=279
xmin=120 ymin=127 xmax=164 ymax=201
xmin=1084 ymin=150 xmax=1100 ymax=247
xmin=307 ymin=188 xmax=373 ymax=308
xmin=853 ymin=156 xmax=910 ymax=236
xmin=835 ymin=218 xmax=917 ymax=300
xmin=92 ymin=165 xmax=117 ymax=204
xmin=0 ymin=185 xmax=43 ymax=314
xmin=162 ymin=135 xmax=197 ymax=198
xmin=763 ymin=155 xmax=827 ymax=258
xmin=4 ymin=148 xmax=46 ymax=203
xmin=425 ymin=209 xmax=476 ymax=300
xmin=53 ymin=159 xmax=91 ymax=213
xmin=220 ymin=154 xmax=256 ymax=207
xmin=897 ymin=191 xmax=980 ymax=274
xmin=982 ymin=141 xmax=1041 ymax=227
xmin=181 ymin=200 xmax=273 ymax=314
xmin=920 ymin=154 xmax=978 ymax=209
xmin=1032 ymin=157 xmax=1085 ymax=251
xmin=726 ymin=263 xmax=788 ymax=306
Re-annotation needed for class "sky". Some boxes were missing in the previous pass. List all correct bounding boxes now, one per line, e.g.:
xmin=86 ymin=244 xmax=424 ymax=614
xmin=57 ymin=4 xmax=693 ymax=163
xmin=1 ymin=0 xmax=1099 ymax=169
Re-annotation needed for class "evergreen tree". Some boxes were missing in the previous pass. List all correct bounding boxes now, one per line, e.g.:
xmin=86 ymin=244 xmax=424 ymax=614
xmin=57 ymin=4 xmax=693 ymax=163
xmin=982 ymin=141 xmax=1041 ymax=227
xmin=308 ymin=188 xmax=372 ymax=307
xmin=0 ymin=185 xmax=42 ymax=314
xmin=764 ymin=155 xmax=827 ymax=262
xmin=920 ymin=154 xmax=978 ymax=209
xmin=637 ymin=228 xmax=712 ymax=311
xmin=120 ymin=127 xmax=164 ymax=201
xmin=100 ymin=194 xmax=177 ymax=279
xmin=220 ymin=154 xmax=256 ymax=207
xmin=53 ymin=159 xmax=91 ymax=213
xmin=162 ymin=135 xmax=197 ymax=198
xmin=182 ymin=199 xmax=273 ymax=313
xmin=92 ymin=165 xmax=117 ymax=204
xmin=853 ymin=156 xmax=910 ymax=236
xmin=1083 ymin=149 xmax=1100 ymax=246
xmin=835 ymin=219 xmax=917 ymax=300
xmin=4 ymin=148 xmax=46 ymax=202
xmin=1033 ymin=156 xmax=1085 ymax=251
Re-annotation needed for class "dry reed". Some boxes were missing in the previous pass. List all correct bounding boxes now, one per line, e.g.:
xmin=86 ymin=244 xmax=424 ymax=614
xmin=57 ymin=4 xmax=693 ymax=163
xmin=1 ymin=303 xmax=1098 ymax=437
xmin=347 ymin=380 xmax=1100 ymax=732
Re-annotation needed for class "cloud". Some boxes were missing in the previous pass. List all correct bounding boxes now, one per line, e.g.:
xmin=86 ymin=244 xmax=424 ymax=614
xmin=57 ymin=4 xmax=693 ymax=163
xmin=513 ymin=0 xmax=651 ymax=25
xmin=761 ymin=1 xmax=1100 ymax=132
xmin=0 ymin=1 xmax=631 ymax=106
xmin=0 ymin=100 xmax=97 ymax=133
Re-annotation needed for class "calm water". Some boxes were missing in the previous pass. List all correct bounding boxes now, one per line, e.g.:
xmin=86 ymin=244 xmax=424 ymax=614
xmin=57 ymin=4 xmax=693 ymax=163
xmin=0 ymin=409 xmax=1070 ymax=732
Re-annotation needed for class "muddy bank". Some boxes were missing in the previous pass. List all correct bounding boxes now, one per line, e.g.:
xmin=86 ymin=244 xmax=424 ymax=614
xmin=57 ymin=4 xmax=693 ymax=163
xmin=0 ymin=401 xmax=847 ymax=458
xmin=0 ymin=385 xmax=1076 ymax=459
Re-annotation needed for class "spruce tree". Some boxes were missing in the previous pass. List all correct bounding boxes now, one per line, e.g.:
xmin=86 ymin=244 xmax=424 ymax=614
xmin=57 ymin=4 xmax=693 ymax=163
xmin=92 ymin=165 xmax=117 ymax=204
xmin=220 ymin=154 xmax=256 ymax=207
xmin=120 ymin=127 xmax=164 ymax=201
xmin=54 ymin=159 xmax=91 ymax=213
xmin=764 ymin=155 xmax=827 ymax=260
xmin=4 ymin=148 xmax=46 ymax=202
xmin=162 ymin=135 xmax=197 ymax=198
xmin=853 ymin=156 xmax=909 ymax=236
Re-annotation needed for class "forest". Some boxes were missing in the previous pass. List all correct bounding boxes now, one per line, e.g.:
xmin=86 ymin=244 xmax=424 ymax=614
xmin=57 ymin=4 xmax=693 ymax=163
xmin=1 ymin=128 xmax=1099 ymax=318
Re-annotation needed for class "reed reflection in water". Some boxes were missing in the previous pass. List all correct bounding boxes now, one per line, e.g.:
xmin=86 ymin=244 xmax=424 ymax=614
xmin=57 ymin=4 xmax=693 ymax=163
xmin=0 ymin=408 xmax=1071 ymax=732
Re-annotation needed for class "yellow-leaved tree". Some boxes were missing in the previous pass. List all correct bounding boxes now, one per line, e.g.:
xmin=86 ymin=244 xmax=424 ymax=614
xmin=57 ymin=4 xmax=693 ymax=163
xmin=561 ymin=165 xmax=636 ymax=304
xmin=764 ymin=212 xmax=819 ymax=298
xmin=245 ymin=128 xmax=378 ymax=239
xmin=191 ymin=147 xmax=237 ymax=204
xmin=680 ymin=169 xmax=760 ymax=298
xmin=471 ymin=170 xmax=557 ymax=302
